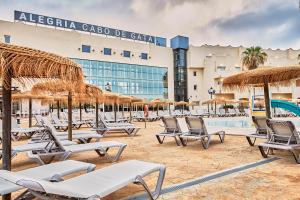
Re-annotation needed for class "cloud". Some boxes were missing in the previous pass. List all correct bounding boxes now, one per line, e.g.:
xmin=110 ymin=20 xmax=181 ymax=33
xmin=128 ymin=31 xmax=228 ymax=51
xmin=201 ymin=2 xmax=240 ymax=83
xmin=0 ymin=0 xmax=299 ymax=49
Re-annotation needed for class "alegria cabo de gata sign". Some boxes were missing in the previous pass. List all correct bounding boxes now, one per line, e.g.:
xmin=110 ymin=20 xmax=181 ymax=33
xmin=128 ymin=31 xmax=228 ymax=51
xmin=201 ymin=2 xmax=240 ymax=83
xmin=14 ymin=10 xmax=166 ymax=46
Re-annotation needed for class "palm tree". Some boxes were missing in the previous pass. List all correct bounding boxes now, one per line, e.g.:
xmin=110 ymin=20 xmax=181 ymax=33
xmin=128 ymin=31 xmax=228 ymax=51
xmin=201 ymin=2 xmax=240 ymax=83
xmin=242 ymin=46 xmax=268 ymax=70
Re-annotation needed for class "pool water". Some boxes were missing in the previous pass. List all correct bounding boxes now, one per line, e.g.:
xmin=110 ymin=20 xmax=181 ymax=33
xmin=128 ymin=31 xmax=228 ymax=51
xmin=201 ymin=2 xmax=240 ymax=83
xmin=206 ymin=120 xmax=252 ymax=128
xmin=206 ymin=119 xmax=300 ymax=128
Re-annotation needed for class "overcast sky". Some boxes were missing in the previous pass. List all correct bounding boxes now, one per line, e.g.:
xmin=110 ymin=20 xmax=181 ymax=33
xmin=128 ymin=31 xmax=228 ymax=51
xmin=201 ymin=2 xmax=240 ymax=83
xmin=0 ymin=0 xmax=299 ymax=49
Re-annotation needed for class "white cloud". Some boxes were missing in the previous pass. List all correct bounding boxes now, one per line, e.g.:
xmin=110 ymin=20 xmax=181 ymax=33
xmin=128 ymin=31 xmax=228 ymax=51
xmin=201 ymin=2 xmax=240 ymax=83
xmin=0 ymin=0 xmax=299 ymax=49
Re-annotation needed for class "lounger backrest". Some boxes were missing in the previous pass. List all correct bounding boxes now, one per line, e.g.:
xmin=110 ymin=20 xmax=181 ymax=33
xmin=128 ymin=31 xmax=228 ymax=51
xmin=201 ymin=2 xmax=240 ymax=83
xmin=185 ymin=116 xmax=207 ymax=135
xmin=252 ymin=116 xmax=267 ymax=134
xmin=98 ymin=116 xmax=108 ymax=128
xmin=11 ymin=117 xmax=20 ymax=128
xmin=51 ymin=115 xmax=63 ymax=125
xmin=266 ymin=119 xmax=300 ymax=144
xmin=42 ymin=118 xmax=66 ymax=151
xmin=162 ymin=116 xmax=180 ymax=133
xmin=35 ymin=115 xmax=45 ymax=126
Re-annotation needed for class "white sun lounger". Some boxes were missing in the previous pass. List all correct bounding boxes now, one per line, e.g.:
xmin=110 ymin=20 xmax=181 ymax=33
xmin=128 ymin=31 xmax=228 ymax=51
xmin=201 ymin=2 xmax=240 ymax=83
xmin=0 ymin=118 xmax=45 ymax=141
xmin=34 ymin=116 xmax=103 ymax=143
xmin=27 ymin=120 xmax=127 ymax=165
xmin=180 ymin=116 xmax=225 ymax=149
xmin=0 ymin=160 xmax=165 ymax=200
xmin=0 ymin=160 xmax=95 ymax=197
xmin=258 ymin=119 xmax=300 ymax=163
xmin=156 ymin=116 xmax=185 ymax=146
xmin=93 ymin=116 xmax=140 ymax=136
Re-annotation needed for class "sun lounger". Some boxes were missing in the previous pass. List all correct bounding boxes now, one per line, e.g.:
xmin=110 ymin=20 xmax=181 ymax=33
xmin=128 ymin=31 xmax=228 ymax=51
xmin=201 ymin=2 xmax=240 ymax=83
xmin=156 ymin=116 xmax=185 ymax=146
xmin=245 ymin=116 xmax=268 ymax=146
xmin=61 ymin=112 xmax=85 ymax=129
xmin=93 ymin=116 xmax=140 ymax=136
xmin=258 ymin=119 xmax=300 ymax=163
xmin=0 ymin=160 xmax=165 ymax=200
xmin=0 ymin=160 xmax=95 ymax=197
xmin=180 ymin=116 xmax=225 ymax=149
xmin=34 ymin=115 xmax=102 ymax=143
xmin=2 ymin=118 xmax=45 ymax=141
xmin=50 ymin=115 xmax=69 ymax=131
xmin=27 ymin=120 xmax=127 ymax=165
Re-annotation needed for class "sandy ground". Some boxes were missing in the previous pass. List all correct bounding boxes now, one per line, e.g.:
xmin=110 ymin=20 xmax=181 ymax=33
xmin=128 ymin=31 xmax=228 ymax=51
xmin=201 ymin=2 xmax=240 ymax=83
xmin=2 ymin=118 xmax=300 ymax=199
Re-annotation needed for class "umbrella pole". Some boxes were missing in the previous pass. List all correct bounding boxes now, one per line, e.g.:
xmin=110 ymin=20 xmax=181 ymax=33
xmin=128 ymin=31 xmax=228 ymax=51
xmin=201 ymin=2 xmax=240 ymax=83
xmin=157 ymin=103 xmax=159 ymax=116
xmin=129 ymin=102 xmax=132 ymax=122
xmin=95 ymin=99 xmax=99 ymax=128
xmin=57 ymin=100 xmax=60 ymax=119
xmin=169 ymin=103 xmax=171 ymax=115
xmin=29 ymin=97 xmax=32 ymax=127
xmin=264 ymin=80 xmax=271 ymax=119
xmin=67 ymin=92 xmax=72 ymax=141
xmin=2 ymin=68 xmax=12 ymax=200
xmin=79 ymin=102 xmax=82 ymax=121
xmin=214 ymin=101 xmax=217 ymax=115
xmin=114 ymin=103 xmax=117 ymax=122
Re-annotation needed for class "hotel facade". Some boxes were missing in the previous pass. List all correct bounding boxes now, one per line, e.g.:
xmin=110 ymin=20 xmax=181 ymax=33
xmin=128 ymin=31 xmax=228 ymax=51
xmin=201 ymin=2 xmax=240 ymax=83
xmin=1 ymin=11 xmax=300 ymax=110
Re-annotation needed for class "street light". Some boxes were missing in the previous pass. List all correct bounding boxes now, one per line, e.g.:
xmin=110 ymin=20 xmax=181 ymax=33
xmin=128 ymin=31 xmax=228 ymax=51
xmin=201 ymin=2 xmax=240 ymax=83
xmin=208 ymin=87 xmax=216 ymax=110
xmin=208 ymin=87 xmax=216 ymax=99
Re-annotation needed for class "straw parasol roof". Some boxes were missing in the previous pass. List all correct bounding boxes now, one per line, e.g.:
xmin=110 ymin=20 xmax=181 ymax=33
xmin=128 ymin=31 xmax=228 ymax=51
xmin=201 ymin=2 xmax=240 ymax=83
xmin=0 ymin=42 xmax=84 ymax=88
xmin=175 ymin=101 xmax=188 ymax=106
xmin=223 ymin=66 xmax=300 ymax=118
xmin=222 ymin=66 xmax=300 ymax=89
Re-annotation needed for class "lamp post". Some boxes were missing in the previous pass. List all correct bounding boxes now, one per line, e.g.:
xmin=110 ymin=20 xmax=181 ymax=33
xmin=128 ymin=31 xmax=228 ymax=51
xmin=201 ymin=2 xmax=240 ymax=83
xmin=208 ymin=87 xmax=216 ymax=110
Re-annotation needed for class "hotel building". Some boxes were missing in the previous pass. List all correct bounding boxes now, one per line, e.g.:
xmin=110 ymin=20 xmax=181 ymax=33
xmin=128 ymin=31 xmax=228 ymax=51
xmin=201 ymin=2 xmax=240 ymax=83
xmin=1 ymin=11 xmax=300 ymax=112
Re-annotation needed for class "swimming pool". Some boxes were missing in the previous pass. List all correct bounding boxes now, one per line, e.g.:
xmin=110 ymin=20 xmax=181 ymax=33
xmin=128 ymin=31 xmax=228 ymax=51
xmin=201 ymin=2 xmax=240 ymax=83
xmin=205 ymin=118 xmax=300 ymax=128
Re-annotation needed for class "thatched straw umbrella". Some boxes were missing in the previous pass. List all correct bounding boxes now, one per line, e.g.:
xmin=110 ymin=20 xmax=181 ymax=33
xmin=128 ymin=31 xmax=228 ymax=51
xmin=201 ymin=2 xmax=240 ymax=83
xmin=151 ymin=98 xmax=165 ymax=116
xmin=175 ymin=101 xmax=188 ymax=113
xmin=0 ymin=43 xmax=83 ymax=199
xmin=223 ymin=66 xmax=300 ymax=118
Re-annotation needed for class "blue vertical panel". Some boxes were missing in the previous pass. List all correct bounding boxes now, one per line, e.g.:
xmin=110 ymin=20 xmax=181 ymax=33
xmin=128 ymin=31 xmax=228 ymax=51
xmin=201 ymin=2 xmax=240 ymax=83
xmin=170 ymin=36 xmax=189 ymax=49
xmin=155 ymin=37 xmax=166 ymax=47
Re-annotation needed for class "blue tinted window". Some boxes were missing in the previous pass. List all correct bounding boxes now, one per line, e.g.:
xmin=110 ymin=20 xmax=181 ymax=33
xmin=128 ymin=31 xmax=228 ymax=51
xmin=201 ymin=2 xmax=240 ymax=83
xmin=123 ymin=50 xmax=130 ymax=58
xmin=4 ymin=35 xmax=10 ymax=43
xmin=104 ymin=48 xmax=111 ymax=55
xmin=72 ymin=58 xmax=168 ymax=99
xmin=141 ymin=53 xmax=148 ymax=60
xmin=82 ymin=45 xmax=91 ymax=53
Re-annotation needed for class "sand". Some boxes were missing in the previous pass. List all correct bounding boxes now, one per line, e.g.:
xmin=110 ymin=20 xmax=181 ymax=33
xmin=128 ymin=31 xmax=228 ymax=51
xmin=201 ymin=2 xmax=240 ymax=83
xmin=1 ymin=119 xmax=300 ymax=199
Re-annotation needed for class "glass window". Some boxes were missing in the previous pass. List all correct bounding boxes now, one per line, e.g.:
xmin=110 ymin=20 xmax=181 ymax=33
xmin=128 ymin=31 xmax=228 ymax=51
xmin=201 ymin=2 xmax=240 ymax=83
xmin=217 ymin=66 xmax=226 ymax=72
xmin=235 ymin=66 xmax=241 ymax=71
xmin=82 ymin=45 xmax=91 ymax=53
xmin=141 ymin=53 xmax=148 ymax=60
xmin=123 ymin=50 xmax=131 ymax=58
xmin=71 ymin=58 xmax=168 ymax=99
xmin=103 ymin=48 xmax=111 ymax=55
xmin=194 ymin=85 xmax=197 ymax=90
xmin=4 ymin=35 xmax=10 ymax=43
xmin=193 ymin=71 xmax=197 ymax=76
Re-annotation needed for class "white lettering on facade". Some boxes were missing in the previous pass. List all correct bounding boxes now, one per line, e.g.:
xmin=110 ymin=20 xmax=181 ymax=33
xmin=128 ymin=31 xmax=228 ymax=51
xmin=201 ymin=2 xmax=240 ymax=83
xmin=46 ymin=17 xmax=53 ymax=25
xmin=97 ymin=26 xmax=103 ymax=33
xmin=90 ymin=25 xmax=96 ymax=32
xmin=19 ymin=13 xmax=27 ymax=21
xmin=121 ymin=31 xmax=126 ymax=38
xmin=115 ymin=30 xmax=121 ymax=37
xmin=38 ymin=16 xmax=44 ymax=24
xmin=82 ymin=24 xmax=88 ymax=31
xmin=131 ymin=33 xmax=136 ymax=40
xmin=104 ymin=28 xmax=110 ymax=35
xmin=56 ymin=19 xmax=62 ymax=27
xmin=69 ymin=21 xmax=76 ymax=29
xmin=29 ymin=14 xmax=35 ymax=22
